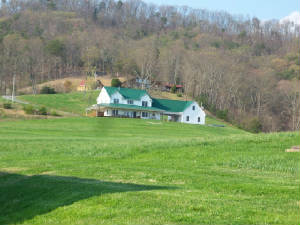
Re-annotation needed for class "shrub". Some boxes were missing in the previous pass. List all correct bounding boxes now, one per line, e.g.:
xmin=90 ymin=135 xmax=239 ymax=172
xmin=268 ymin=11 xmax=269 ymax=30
xmin=38 ymin=106 xmax=48 ymax=115
xmin=171 ymin=85 xmax=177 ymax=93
xmin=216 ymin=109 xmax=229 ymax=121
xmin=111 ymin=78 xmax=122 ymax=87
xmin=23 ymin=105 xmax=35 ymax=114
xmin=40 ymin=86 xmax=56 ymax=94
xmin=3 ymin=102 xmax=12 ymax=109
xmin=177 ymin=93 xmax=182 ymax=97
xmin=50 ymin=110 xmax=61 ymax=117
xmin=247 ymin=118 xmax=263 ymax=133
xmin=223 ymin=40 xmax=239 ymax=50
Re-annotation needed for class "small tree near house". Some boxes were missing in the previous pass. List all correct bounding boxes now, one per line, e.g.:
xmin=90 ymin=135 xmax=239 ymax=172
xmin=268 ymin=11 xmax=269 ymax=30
xmin=171 ymin=85 xmax=177 ymax=93
xmin=111 ymin=78 xmax=122 ymax=87
xmin=40 ymin=86 xmax=56 ymax=94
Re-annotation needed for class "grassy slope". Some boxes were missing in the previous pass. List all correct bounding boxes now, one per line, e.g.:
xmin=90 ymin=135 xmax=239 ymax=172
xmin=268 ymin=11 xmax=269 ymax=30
xmin=19 ymin=91 xmax=99 ymax=115
xmin=18 ymin=90 xmax=190 ymax=115
xmin=0 ymin=117 xmax=299 ymax=225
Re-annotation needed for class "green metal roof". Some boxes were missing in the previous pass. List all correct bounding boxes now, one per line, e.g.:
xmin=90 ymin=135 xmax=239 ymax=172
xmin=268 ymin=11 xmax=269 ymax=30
xmin=98 ymin=103 xmax=164 ymax=112
xmin=152 ymin=98 xmax=194 ymax=112
xmin=104 ymin=86 xmax=149 ymax=100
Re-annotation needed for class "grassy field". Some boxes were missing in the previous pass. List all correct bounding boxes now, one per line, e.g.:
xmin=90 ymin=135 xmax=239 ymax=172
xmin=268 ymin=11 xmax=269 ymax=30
xmin=19 ymin=91 xmax=99 ymax=115
xmin=0 ymin=117 xmax=299 ymax=225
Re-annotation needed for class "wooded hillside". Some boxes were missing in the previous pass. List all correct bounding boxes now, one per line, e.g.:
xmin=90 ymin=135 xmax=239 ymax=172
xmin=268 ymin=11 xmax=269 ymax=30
xmin=0 ymin=0 xmax=299 ymax=132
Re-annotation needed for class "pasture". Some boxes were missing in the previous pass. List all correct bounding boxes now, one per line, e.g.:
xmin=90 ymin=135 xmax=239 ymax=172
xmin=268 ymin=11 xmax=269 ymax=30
xmin=0 ymin=117 xmax=299 ymax=225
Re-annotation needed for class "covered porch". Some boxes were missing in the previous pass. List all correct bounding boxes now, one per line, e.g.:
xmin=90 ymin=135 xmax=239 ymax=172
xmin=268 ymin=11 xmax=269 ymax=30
xmin=86 ymin=104 xmax=163 ymax=120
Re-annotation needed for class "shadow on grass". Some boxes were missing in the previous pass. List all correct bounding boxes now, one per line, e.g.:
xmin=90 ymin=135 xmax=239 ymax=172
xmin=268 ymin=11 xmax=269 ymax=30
xmin=0 ymin=172 xmax=174 ymax=225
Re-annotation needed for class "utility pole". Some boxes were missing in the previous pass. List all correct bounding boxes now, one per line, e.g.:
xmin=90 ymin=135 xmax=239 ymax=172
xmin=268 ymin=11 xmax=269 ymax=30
xmin=12 ymin=74 xmax=15 ymax=102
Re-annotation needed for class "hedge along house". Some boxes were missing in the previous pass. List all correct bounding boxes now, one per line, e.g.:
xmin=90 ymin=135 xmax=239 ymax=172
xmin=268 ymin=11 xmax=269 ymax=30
xmin=91 ymin=86 xmax=205 ymax=124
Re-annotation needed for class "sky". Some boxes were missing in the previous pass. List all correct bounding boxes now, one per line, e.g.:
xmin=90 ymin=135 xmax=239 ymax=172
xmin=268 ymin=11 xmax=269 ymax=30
xmin=143 ymin=0 xmax=299 ymax=21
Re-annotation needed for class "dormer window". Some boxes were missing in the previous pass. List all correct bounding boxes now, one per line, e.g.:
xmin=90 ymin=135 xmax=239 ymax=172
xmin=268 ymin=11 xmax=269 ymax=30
xmin=113 ymin=99 xmax=119 ymax=104
xmin=127 ymin=100 xmax=133 ymax=104
xmin=142 ymin=101 xmax=148 ymax=107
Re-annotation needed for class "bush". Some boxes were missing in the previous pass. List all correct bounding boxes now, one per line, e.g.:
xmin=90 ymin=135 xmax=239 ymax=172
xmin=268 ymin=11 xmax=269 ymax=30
xmin=40 ymin=86 xmax=56 ymax=94
xmin=223 ymin=40 xmax=239 ymax=50
xmin=177 ymin=93 xmax=182 ymax=97
xmin=171 ymin=85 xmax=177 ymax=93
xmin=3 ymin=102 xmax=12 ymax=109
xmin=111 ymin=78 xmax=122 ymax=87
xmin=247 ymin=118 xmax=263 ymax=133
xmin=23 ymin=105 xmax=35 ymax=114
xmin=216 ymin=109 xmax=229 ymax=121
xmin=38 ymin=106 xmax=48 ymax=115
xmin=50 ymin=110 xmax=61 ymax=117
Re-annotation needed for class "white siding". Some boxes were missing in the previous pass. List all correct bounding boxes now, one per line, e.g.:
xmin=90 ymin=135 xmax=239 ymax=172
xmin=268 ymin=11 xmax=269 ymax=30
xmin=97 ymin=87 xmax=110 ymax=104
xmin=139 ymin=94 xmax=152 ymax=107
xmin=181 ymin=102 xmax=206 ymax=125
xmin=109 ymin=92 xmax=123 ymax=104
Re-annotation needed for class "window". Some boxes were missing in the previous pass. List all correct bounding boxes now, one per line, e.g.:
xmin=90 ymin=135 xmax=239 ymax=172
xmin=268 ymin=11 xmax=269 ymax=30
xmin=198 ymin=117 xmax=200 ymax=123
xmin=127 ymin=100 xmax=133 ymax=104
xmin=142 ymin=112 xmax=148 ymax=117
xmin=113 ymin=98 xmax=119 ymax=104
xmin=112 ymin=110 xmax=118 ymax=116
xmin=192 ymin=105 xmax=195 ymax=110
xmin=152 ymin=113 xmax=155 ymax=117
xmin=142 ymin=101 xmax=148 ymax=107
xmin=186 ymin=116 xmax=189 ymax=121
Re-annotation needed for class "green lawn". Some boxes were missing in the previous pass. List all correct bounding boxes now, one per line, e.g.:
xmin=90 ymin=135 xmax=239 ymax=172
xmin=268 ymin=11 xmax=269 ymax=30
xmin=19 ymin=91 xmax=99 ymax=115
xmin=0 ymin=117 xmax=299 ymax=225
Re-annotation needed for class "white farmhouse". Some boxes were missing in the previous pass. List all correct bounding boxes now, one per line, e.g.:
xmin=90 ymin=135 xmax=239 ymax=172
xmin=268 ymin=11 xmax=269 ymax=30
xmin=94 ymin=86 xmax=205 ymax=124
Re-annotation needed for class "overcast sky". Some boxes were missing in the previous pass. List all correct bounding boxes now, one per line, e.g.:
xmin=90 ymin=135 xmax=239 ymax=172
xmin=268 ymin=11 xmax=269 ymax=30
xmin=143 ymin=0 xmax=299 ymax=20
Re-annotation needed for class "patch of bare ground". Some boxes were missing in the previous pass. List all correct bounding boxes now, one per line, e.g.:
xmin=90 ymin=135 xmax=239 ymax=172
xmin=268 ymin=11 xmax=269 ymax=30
xmin=149 ymin=90 xmax=191 ymax=100
xmin=18 ymin=77 xmax=84 ymax=94
xmin=285 ymin=146 xmax=300 ymax=152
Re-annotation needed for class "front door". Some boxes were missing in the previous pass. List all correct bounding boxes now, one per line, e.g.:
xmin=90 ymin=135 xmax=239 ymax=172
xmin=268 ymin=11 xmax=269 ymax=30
xmin=133 ymin=111 xmax=136 ymax=118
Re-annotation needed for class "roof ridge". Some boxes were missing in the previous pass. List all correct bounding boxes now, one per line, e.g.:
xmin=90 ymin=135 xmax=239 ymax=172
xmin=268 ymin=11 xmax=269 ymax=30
xmin=104 ymin=86 xmax=149 ymax=100
xmin=152 ymin=98 xmax=193 ymax=103
xmin=104 ymin=86 xmax=147 ymax=91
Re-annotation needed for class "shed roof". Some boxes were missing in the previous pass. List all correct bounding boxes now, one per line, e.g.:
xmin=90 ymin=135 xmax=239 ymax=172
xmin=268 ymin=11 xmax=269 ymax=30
xmin=79 ymin=80 xmax=85 ymax=86
xmin=152 ymin=98 xmax=194 ymax=112
xmin=104 ymin=86 xmax=149 ymax=100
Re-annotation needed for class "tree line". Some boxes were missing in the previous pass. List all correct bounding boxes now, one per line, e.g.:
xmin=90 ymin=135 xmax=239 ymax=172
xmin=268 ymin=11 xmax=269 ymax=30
xmin=0 ymin=0 xmax=299 ymax=131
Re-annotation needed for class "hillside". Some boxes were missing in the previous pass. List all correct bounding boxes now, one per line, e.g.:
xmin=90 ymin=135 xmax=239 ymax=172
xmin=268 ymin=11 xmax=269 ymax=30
xmin=18 ymin=90 xmax=191 ymax=115
xmin=0 ymin=117 xmax=299 ymax=224
xmin=0 ymin=0 xmax=299 ymax=132
xmin=18 ymin=77 xmax=84 ymax=94
xmin=19 ymin=91 xmax=99 ymax=115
